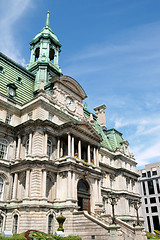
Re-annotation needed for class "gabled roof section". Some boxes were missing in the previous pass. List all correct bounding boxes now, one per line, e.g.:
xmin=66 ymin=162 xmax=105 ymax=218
xmin=51 ymin=75 xmax=87 ymax=100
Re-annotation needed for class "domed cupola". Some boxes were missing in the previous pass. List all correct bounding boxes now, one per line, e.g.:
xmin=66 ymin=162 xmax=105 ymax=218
xmin=27 ymin=11 xmax=62 ymax=91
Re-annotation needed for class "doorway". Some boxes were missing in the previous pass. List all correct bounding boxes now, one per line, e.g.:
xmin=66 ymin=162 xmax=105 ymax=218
xmin=77 ymin=179 xmax=90 ymax=213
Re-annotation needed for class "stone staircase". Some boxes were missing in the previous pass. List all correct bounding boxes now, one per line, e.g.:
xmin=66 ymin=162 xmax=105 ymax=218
xmin=72 ymin=211 xmax=147 ymax=240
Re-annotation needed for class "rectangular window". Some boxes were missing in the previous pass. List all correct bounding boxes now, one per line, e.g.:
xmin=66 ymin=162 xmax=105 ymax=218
xmin=147 ymin=216 xmax=151 ymax=233
xmin=151 ymin=206 xmax=157 ymax=213
xmin=5 ymin=113 xmax=12 ymax=124
xmin=156 ymin=179 xmax=160 ymax=194
xmin=142 ymin=172 xmax=146 ymax=178
xmin=152 ymin=216 xmax=160 ymax=231
xmin=147 ymin=171 xmax=151 ymax=178
xmin=142 ymin=182 xmax=146 ymax=195
xmin=152 ymin=168 xmax=157 ymax=176
xmin=146 ymin=207 xmax=149 ymax=213
xmin=147 ymin=180 xmax=155 ymax=195
xmin=150 ymin=197 xmax=156 ymax=204
xmin=144 ymin=198 xmax=147 ymax=204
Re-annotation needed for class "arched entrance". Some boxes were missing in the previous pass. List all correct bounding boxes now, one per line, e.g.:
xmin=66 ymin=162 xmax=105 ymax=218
xmin=77 ymin=179 xmax=90 ymax=213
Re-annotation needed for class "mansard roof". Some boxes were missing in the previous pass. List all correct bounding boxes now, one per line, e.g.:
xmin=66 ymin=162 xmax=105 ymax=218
xmin=0 ymin=52 xmax=35 ymax=105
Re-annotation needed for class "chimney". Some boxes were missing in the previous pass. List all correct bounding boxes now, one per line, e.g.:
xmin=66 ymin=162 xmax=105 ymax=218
xmin=94 ymin=104 xmax=107 ymax=129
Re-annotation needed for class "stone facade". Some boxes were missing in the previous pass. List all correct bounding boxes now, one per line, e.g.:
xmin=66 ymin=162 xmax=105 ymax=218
xmin=0 ymin=11 xmax=147 ymax=240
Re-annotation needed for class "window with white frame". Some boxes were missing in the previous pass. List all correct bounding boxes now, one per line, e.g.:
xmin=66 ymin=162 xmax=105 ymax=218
xmin=0 ymin=139 xmax=8 ymax=159
xmin=0 ymin=215 xmax=3 ymax=233
xmin=48 ymin=214 xmax=53 ymax=234
xmin=0 ymin=177 xmax=4 ymax=201
xmin=13 ymin=215 xmax=18 ymax=234
xmin=5 ymin=113 xmax=12 ymax=124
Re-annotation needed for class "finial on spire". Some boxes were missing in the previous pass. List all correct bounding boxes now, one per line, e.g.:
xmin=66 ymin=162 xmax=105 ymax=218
xmin=46 ymin=10 xmax=50 ymax=27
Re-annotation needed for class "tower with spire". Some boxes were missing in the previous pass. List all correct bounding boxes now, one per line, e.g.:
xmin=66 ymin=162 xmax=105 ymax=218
xmin=27 ymin=11 xmax=62 ymax=91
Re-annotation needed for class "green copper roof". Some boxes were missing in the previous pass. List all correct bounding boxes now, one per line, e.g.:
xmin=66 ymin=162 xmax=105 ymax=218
xmin=30 ymin=11 xmax=61 ymax=47
xmin=84 ymin=107 xmax=125 ymax=152
xmin=0 ymin=52 xmax=35 ymax=105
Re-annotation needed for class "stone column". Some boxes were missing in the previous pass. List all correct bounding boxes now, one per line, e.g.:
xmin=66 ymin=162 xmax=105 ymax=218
xmin=44 ymin=133 xmax=48 ymax=155
xmin=72 ymin=172 xmax=76 ymax=199
xmin=88 ymin=144 xmax=91 ymax=164
xmin=56 ymin=173 xmax=60 ymax=199
xmin=95 ymin=179 xmax=99 ymax=202
xmin=94 ymin=147 xmax=96 ymax=165
xmin=98 ymin=179 xmax=102 ymax=202
xmin=42 ymin=170 xmax=47 ymax=198
xmin=78 ymin=140 xmax=81 ymax=159
xmin=67 ymin=171 xmax=72 ymax=199
xmin=28 ymin=132 xmax=32 ymax=155
xmin=57 ymin=138 xmax=60 ymax=158
xmin=60 ymin=140 xmax=63 ymax=157
xmin=96 ymin=149 xmax=99 ymax=167
xmin=72 ymin=136 xmax=74 ymax=157
xmin=25 ymin=170 xmax=30 ymax=198
xmin=16 ymin=136 xmax=21 ymax=159
xmin=12 ymin=173 xmax=18 ymax=199
xmin=68 ymin=133 xmax=71 ymax=156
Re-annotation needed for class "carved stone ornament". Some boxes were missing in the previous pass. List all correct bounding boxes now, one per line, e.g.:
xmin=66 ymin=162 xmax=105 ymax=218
xmin=59 ymin=171 xmax=68 ymax=178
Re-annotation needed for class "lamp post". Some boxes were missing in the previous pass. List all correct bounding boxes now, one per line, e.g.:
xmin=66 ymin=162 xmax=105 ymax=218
xmin=130 ymin=199 xmax=141 ymax=226
xmin=108 ymin=192 xmax=120 ymax=225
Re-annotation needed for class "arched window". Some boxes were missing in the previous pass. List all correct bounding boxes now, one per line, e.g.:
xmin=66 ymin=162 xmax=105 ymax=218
xmin=47 ymin=139 xmax=52 ymax=158
xmin=49 ymin=48 xmax=54 ymax=63
xmin=25 ymin=139 xmax=29 ymax=156
xmin=0 ymin=215 xmax=3 ymax=233
xmin=35 ymin=47 xmax=40 ymax=61
xmin=0 ymin=177 xmax=4 ymax=201
xmin=48 ymin=214 xmax=53 ymax=234
xmin=77 ymin=180 xmax=90 ymax=212
xmin=0 ymin=139 xmax=8 ymax=159
xmin=13 ymin=215 xmax=18 ymax=234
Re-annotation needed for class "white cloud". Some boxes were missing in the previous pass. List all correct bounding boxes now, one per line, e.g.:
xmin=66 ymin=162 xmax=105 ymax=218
xmin=134 ymin=141 xmax=160 ymax=167
xmin=0 ymin=0 xmax=33 ymax=66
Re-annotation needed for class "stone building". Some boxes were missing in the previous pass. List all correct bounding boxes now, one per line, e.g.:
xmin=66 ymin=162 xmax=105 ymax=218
xmin=138 ymin=162 xmax=160 ymax=232
xmin=0 ymin=11 xmax=146 ymax=240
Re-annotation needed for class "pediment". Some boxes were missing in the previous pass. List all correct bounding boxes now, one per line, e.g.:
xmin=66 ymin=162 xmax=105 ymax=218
xmin=51 ymin=75 xmax=87 ymax=100
xmin=74 ymin=122 xmax=102 ymax=142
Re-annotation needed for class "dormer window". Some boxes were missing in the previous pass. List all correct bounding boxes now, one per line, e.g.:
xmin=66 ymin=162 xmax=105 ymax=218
xmin=17 ymin=77 xmax=22 ymax=84
xmin=7 ymin=83 xmax=17 ymax=98
xmin=0 ymin=66 xmax=5 ymax=73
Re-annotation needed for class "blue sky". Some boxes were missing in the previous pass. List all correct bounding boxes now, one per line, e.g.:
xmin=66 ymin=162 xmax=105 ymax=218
xmin=0 ymin=0 xmax=160 ymax=168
